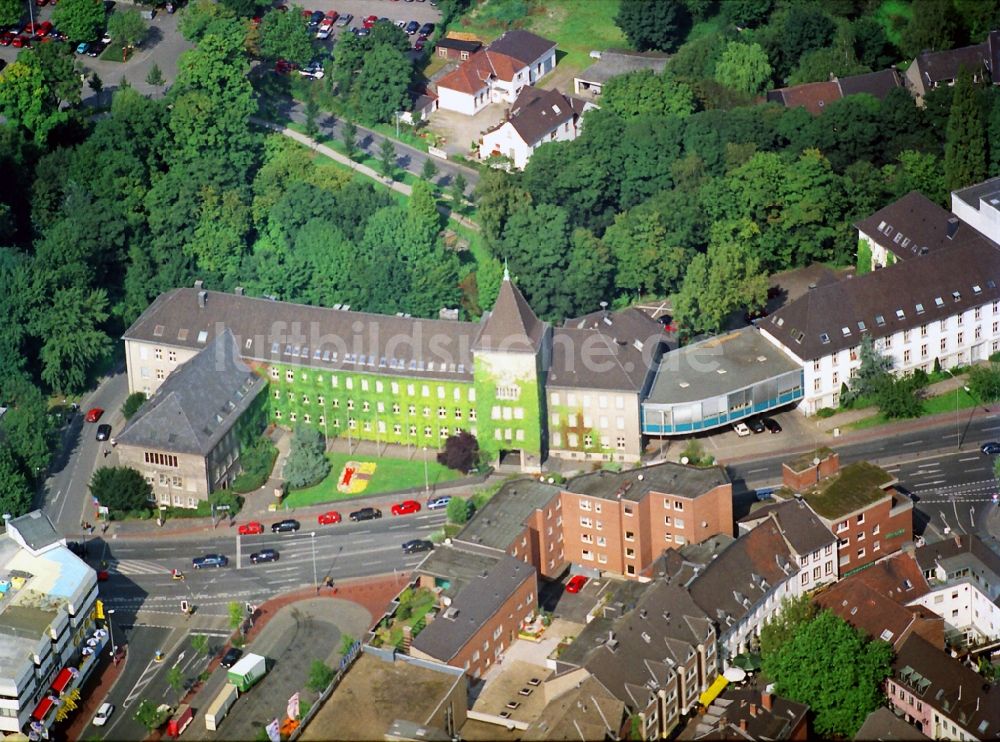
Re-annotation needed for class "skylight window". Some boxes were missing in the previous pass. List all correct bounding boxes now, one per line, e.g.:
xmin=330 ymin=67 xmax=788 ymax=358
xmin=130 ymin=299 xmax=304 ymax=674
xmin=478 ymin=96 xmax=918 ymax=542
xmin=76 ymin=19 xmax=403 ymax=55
xmin=820 ymin=333 xmax=831 ymax=344
xmin=197 ymin=330 xmax=208 ymax=344
xmin=153 ymin=325 xmax=165 ymax=337
xmin=842 ymin=327 xmax=851 ymax=337
xmin=952 ymin=291 xmax=961 ymax=301
xmin=895 ymin=309 xmax=905 ymax=319
xmin=875 ymin=315 xmax=886 ymax=327
xmin=935 ymin=297 xmax=944 ymax=308
xmin=973 ymin=284 xmax=982 ymax=294
xmin=915 ymin=303 xmax=924 ymax=314
xmin=857 ymin=321 xmax=866 ymax=332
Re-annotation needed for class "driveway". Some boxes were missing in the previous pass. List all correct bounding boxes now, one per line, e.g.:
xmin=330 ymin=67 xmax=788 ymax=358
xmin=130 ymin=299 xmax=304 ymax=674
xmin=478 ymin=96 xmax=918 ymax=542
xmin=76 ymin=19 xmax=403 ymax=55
xmin=427 ymin=105 xmax=507 ymax=158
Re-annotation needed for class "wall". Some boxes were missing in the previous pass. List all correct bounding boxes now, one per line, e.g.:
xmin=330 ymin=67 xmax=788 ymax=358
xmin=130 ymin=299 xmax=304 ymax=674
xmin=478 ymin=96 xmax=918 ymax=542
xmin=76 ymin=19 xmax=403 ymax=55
xmin=886 ymin=678 xmax=933 ymax=736
xmin=474 ymin=351 xmax=544 ymax=470
xmin=910 ymin=581 xmax=1000 ymax=645
xmin=506 ymin=498 xmax=566 ymax=579
xmin=116 ymin=446 xmax=209 ymax=507
xmin=782 ymin=452 xmax=840 ymax=492
xmin=124 ymin=339 xmax=200 ymax=396
xmin=437 ymin=86 xmax=482 ymax=115
xmin=831 ymin=493 xmax=912 ymax=576
xmin=548 ymin=389 xmax=643 ymax=464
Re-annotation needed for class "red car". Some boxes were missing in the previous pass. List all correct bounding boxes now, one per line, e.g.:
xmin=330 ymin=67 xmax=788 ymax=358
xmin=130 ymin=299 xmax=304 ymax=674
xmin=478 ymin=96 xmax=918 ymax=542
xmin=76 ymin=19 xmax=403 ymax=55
xmin=301 ymin=8 xmax=311 ymax=19
xmin=238 ymin=521 xmax=264 ymax=535
xmin=12 ymin=35 xmax=29 ymax=48
xmin=37 ymin=21 xmax=52 ymax=34
xmin=391 ymin=500 xmax=421 ymax=516
xmin=324 ymin=9 xmax=338 ymax=19
xmin=274 ymin=59 xmax=297 ymax=75
xmin=362 ymin=14 xmax=377 ymax=28
xmin=85 ymin=407 xmax=104 ymax=423
xmin=317 ymin=510 xmax=341 ymax=525
xmin=97 ymin=570 xmax=110 ymax=581
xmin=566 ymin=575 xmax=587 ymax=593
xmin=0 ymin=32 xmax=13 ymax=46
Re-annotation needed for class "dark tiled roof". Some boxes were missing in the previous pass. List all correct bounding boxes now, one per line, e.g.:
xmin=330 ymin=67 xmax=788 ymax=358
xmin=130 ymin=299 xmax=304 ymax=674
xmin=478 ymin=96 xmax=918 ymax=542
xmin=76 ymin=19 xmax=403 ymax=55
xmin=576 ymin=50 xmax=669 ymax=85
xmin=767 ymin=80 xmax=842 ymax=115
xmin=892 ymin=634 xmax=1000 ymax=738
xmin=838 ymin=68 xmax=904 ymax=99
xmin=914 ymin=42 xmax=987 ymax=85
xmin=761 ymin=222 xmax=1000 ymax=361
xmin=688 ymin=521 xmax=797 ymax=629
xmin=436 ymin=37 xmax=482 ymax=53
xmin=761 ymin=500 xmax=835 ymax=556
xmin=500 ymin=87 xmax=588 ymax=146
xmin=817 ymin=580 xmax=920 ymax=649
xmin=548 ymin=308 xmax=664 ymax=392
xmin=847 ymin=551 xmax=930 ymax=601
xmin=486 ymin=30 xmax=556 ymax=67
xmin=682 ymin=687 xmax=808 ymax=740
xmin=567 ymin=461 xmax=730 ymax=503
xmin=913 ymin=534 xmax=1000 ymax=585
xmin=474 ymin=276 xmax=546 ymax=352
xmin=411 ymin=554 xmax=535 ymax=662
xmin=117 ymin=329 xmax=265 ymax=455
xmin=855 ymin=191 xmax=956 ymax=262
xmin=854 ymin=707 xmax=930 ymax=741
xmin=454 ymin=478 xmax=561 ymax=552
xmin=123 ymin=287 xmax=481 ymax=382
xmin=522 ymin=674 xmax=627 ymax=741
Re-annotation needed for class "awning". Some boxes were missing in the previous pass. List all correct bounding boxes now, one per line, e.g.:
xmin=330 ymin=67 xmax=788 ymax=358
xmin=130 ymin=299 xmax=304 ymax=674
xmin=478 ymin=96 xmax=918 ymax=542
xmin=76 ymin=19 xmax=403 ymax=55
xmin=698 ymin=675 xmax=729 ymax=708
xmin=31 ymin=697 xmax=55 ymax=721
xmin=51 ymin=668 xmax=73 ymax=694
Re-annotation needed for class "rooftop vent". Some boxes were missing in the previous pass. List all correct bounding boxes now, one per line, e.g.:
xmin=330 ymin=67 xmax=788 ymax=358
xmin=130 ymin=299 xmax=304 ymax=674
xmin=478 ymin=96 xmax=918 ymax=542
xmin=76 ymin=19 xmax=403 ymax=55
xmin=198 ymin=290 xmax=208 ymax=309
xmin=234 ymin=286 xmax=244 ymax=296
xmin=947 ymin=217 xmax=960 ymax=239
xmin=194 ymin=280 xmax=204 ymax=290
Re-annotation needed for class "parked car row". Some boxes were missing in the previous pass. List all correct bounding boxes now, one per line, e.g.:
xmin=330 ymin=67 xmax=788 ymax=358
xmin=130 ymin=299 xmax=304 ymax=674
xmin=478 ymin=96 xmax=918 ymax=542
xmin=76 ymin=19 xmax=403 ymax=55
xmin=733 ymin=417 xmax=782 ymax=437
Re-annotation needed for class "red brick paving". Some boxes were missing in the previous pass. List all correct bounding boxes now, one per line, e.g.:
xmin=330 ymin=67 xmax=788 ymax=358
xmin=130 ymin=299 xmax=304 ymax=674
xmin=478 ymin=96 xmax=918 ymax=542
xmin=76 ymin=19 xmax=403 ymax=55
xmin=58 ymin=650 xmax=129 ymax=741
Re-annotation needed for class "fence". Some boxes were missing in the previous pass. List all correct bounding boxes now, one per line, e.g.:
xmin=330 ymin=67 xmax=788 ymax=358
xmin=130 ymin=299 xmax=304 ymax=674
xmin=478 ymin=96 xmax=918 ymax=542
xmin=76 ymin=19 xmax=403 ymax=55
xmin=288 ymin=640 xmax=362 ymax=741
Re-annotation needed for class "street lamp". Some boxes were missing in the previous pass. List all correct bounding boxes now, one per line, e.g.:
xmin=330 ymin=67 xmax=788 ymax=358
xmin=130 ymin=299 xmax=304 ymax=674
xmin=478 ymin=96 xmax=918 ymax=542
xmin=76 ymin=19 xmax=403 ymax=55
xmin=310 ymin=532 xmax=317 ymax=590
xmin=107 ymin=609 xmax=118 ymax=657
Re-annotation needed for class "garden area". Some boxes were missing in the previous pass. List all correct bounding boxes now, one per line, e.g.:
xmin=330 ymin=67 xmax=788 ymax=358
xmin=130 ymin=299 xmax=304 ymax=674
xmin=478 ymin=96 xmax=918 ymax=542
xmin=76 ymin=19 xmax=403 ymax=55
xmin=370 ymin=586 xmax=438 ymax=649
xmin=283 ymin=451 xmax=461 ymax=507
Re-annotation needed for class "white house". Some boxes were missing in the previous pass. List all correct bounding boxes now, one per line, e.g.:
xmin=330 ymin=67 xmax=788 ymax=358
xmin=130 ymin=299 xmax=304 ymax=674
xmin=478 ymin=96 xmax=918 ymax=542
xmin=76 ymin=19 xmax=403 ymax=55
xmin=479 ymin=87 xmax=592 ymax=168
xmin=760 ymin=188 xmax=1000 ymax=414
xmin=436 ymin=30 xmax=556 ymax=115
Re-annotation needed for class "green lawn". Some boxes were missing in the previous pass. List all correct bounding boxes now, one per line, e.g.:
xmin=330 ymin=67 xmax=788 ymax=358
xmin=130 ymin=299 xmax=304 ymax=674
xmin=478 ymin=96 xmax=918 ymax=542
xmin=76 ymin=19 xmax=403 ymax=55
xmin=848 ymin=387 xmax=979 ymax=430
xmin=453 ymin=0 xmax=626 ymax=75
xmin=284 ymin=451 xmax=461 ymax=507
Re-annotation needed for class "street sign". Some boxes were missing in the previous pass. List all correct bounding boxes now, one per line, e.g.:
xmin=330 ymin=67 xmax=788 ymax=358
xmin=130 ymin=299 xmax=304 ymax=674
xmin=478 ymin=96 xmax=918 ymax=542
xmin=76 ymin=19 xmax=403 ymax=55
xmin=215 ymin=504 xmax=231 ymax=512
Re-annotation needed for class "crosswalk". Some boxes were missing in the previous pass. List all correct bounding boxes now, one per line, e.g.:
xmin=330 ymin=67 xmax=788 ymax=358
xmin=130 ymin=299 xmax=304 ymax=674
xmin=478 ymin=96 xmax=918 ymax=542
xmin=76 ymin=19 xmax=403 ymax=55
xmin=109 ymin=559 xmax=174 ymax=576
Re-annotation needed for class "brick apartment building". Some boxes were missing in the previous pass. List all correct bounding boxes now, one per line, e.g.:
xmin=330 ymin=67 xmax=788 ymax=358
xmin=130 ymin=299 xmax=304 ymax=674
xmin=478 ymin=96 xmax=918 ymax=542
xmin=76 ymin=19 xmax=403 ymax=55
xmin=778 ymin=449 xmax=913 ymax=575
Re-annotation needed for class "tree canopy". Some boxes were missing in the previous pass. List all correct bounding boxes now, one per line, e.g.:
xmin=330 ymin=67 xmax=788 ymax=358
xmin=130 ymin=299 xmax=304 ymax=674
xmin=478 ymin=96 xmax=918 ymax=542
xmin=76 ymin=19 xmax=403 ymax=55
xmin=90 ymin=466 xmax=153 ymax=513
xmin=53 ymin=0 xmax=107 ymax=43
xmin=614 ymin=0 xmax=691 ymax=52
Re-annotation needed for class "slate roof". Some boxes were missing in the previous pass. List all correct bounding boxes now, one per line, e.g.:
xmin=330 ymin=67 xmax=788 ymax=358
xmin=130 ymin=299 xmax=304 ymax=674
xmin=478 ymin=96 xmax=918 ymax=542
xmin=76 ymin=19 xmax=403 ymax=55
xmin=453 ymin=478 xmax=561 ymax=552
xmin=522 ymin=674 xmax=627 ymax=741
xmin=854 ymin=707 xmax=930 ymax=741
xmin=855 ymin=191 xmax=958 ymax=262
xmin=576 ymin=50 xmax=669 ymax=85
xmin=548 ymin=308 xmax=665 ymax=392
xmin=914 ymin=534 xmax=1000 ymax=589
xmin=687 ymin=521 xmax=798 ymax=631
xmin=567 ymin=461 xmax=730 ymax=503
xmin=486 ymin=30 xmax=556 ymax=67
xmin=411 ymin=554 xmax=535 ymax=662
xmin=493 ymin=86 xmax=588 ymax=146
xmin=892 ymin=634 xmax=1000 ymax=738
xmin=755 ymin=499 xmax=836 ymax=556
xmin=846 ymin=551 xmax=930 ymax=601
xmin=681 ymin=687 xmax=808 ymax=741
xmin=474 ymin=274 xmax=547 ymax=352
xmin=436 ymin=36 xmax=482 ymax=53
xmin=913 ymin=42 xmax=988 ymax=86
xmin=123 ymin=286 xmax=482 ymax=382
xmin=117 ymin=329 xmax=265 ymax=456
xmin=761 ymin=216 xmax=1000 ymax=361
xmin=7 ymin=511 xmax=62 ymax=553
xmin=817 ymin=580 xmax=923 ymax=649
xmin=838 ymin=68 xmax=904 ymax=99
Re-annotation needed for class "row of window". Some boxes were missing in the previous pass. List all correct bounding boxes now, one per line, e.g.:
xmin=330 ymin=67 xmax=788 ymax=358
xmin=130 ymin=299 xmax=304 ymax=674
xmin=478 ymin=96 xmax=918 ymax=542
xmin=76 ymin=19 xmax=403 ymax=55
xmin=270 ymin=367 xmax=476 ymax=402
xmin=143 ymin=451 xmax=179 ymax=468
xmin=800 ymin=562 xmax=834 ymax=584
xmin=272 ymin=409 xmax=470 ymax=439
xmin=553 ymin=432 xmax=629 ymax=450
xmin=551 ymin=412 xmax=628 ymax=430
xmin=551 ymin=392 xmax=627 ymax=410
xmin=273 ymin=391 xmax=480 ymax=420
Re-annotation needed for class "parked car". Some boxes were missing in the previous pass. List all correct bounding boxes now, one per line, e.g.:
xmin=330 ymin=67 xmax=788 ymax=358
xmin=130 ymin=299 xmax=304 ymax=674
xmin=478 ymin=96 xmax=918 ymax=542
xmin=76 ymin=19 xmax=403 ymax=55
xmin=75 ymin=41 xmax=90 ymax=54
xmin=413 ymin=37 xmax=424 ymax=51
xmin=418 ymin=21 xmax=434 ymax=35
xmin=298 ymin=60 xmax=324 ymax=78
xmin=87 ymin=41 xmax=106 ymax=56
xmin=271 ymin=519 xmax=300 ymax=533
xmin=566 ymin=575 xmax=587 ymax=593
xmin=762 ymin=417 xmax=782 ymax=434
xmin=238 ymin=521 xmax=264 ymax=535
xmin=426 ymin=494 xmax=452 ymax=510
xmin=401 ymin=539 xmax=433 ymax=554
xmin=732 ymin=422 xmax=751 ymax=437
xmin=317 ymin=510 xmax=341 ymax=525
xmin=324 ymin=9 xmax=338 ymax=19
xmin=747 ymin=418 xmax=766 ymax=434
xmin=982 ymin=441 xmax=1000 ymax=455
xmin=220 ymin=647 xmax=242 ymax=668
xmin=349 ymin=507 xmax=382 ymax=522
xmin=308 ymin=9 xmax=324 ymax=26
xmin=96 ymin=424 xmax=112 ymax=441
xmin=37 ymin=21 xmax=52 ymax=35
xmin=250 ymin=548 xmax=279 ymax=564
xmin=274 ymin=58 xmax=298 ymax=74
xmin=404 ymin=20 xmax=419 ymax=34
xmin=192 ymin=554 xmax=229 ymax=569
xmin=391 ymin=499 xmax=421 ymax=516
xmin=315 ymin=20 xmax=333 ymax=38
xmin=335 ymin=12 xmax=352 ymax=26
xmin=362 ymin=13 xmax=377 ymax=28
xmin=92 ymin=703 xmax=114 ymax=727
xmin=352 ymin=26 xmax=368 ymax=36
xmin=0 ymin=32 xmax=13 ymax=45
xmin=97 ymin=569 xmax=109 ymax=581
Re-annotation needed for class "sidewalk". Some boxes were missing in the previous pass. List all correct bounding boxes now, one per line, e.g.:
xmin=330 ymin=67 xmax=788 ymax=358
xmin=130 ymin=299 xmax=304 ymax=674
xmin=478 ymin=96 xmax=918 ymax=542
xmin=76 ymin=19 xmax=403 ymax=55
xmin=59 ymin=650 xmax=129 ymax=741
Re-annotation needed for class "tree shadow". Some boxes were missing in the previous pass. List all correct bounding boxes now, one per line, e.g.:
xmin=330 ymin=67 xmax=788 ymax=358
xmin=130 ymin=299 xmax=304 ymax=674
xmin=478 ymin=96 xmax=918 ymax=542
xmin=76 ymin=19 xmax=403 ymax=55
xmin=358 ymin=133 xmax=373 ymax=151
xmin=140 ymin=25 xmax=164 ymax=51
xmin=397 ymin=153 xmax=412 ymax=171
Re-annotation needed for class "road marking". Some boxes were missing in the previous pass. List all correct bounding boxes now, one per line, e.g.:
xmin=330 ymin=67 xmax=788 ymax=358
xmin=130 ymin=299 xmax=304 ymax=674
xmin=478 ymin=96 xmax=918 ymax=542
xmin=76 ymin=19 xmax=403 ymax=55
xmin=917 ymin=463 xmax=941 ymax=468
xmin=983 ymin=425 xmax=1000 ymax=431
xmin=747 ymin=467 xmax=768 ymax=474
xmin=111 ymin=559 xmax=174 ymax=576
xmin=959 ymin=456 xmax=980 ymax=462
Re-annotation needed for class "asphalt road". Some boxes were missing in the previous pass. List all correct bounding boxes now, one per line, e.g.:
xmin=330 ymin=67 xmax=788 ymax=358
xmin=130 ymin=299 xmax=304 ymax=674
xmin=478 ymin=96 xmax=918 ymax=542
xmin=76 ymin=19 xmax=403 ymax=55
xmin=40 ymin=371 xmax=129 ymax=537
xmin=95 ymin=511 xmax=446 ymax=618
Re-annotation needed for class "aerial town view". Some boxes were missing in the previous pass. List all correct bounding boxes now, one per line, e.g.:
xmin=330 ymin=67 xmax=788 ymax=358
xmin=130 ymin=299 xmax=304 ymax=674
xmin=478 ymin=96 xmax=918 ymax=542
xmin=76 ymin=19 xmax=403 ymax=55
xmin=2 ymin=0 xmax=1000 ymax=739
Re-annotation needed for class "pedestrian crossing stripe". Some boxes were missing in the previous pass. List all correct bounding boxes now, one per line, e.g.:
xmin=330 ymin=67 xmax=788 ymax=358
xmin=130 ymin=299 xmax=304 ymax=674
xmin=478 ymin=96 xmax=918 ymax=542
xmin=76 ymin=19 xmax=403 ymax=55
xmin=110 ymin=559 xmax=172 ymax=575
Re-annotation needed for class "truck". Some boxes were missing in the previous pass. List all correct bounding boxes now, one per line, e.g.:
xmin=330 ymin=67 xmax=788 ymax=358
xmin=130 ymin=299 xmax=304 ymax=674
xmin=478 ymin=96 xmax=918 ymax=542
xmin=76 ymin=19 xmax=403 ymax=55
xmin=226 ymin=653 xmax=267 ymax=692
xmin=204 ymin=683 xmax=238 ymax=731
xmin=167 ymin=704 xmax=194 ymax=738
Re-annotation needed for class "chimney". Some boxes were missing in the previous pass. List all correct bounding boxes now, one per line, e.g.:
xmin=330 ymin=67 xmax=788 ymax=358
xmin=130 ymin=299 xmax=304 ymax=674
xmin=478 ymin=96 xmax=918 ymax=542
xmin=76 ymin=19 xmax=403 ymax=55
xmin=954 ymin=535 xmax=962 ymax=548
xmin=234 ymin=286 xmax=244 ymax=296
xmin=761 ymin=691 xmax=773 ymax=711
xmin=739 ymin=719 xmax=748 ymax=732
xmin=600 ymin=300 xmax=609 ymax=318
xmin=808 ymin=283 xmax=817 ymax=290
xmin=194 ymin=279 xmax=204 ymax=290
xmin=749 ymin=704 xmax=757 ymax=717
xmin=198 ymin=290 xmax=208 ymax=309
xmin=947 ymin=217 xmax=960 ymax=239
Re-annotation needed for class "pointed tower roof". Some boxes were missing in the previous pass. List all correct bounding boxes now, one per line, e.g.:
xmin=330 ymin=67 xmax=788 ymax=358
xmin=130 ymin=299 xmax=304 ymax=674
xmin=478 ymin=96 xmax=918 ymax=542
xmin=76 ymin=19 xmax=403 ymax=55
xmin=474 ymin=273 xmax=546 ymax=352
